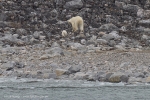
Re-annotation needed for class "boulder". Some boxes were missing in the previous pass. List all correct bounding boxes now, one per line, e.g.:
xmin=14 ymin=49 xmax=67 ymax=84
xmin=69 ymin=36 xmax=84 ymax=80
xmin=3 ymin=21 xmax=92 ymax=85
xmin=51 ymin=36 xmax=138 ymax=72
xmin=108 ymin=72 xmax=129 ymax=83
xmin=64 ymin=0 xmax=83 ymax=10
xmin=55 ymin=69 xmax=67 ymax=76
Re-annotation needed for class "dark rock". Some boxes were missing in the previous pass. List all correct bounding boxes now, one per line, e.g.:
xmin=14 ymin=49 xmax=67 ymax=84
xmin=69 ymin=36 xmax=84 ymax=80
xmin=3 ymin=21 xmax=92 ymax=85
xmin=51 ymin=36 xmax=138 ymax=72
xmin=6 ymin=67 xmax=13 ymax=71
xmin=120 ymin=75 xmax=129 ymax=82
xmin=0 ymin=69 xmax=3 ymax=75
xmin=0 ymin=13 xmax=7 ymax=21
xmin=15 ymin=62 xmax=25 ymax=68
xmin=68 ymin=65 xmax=81 ymax=74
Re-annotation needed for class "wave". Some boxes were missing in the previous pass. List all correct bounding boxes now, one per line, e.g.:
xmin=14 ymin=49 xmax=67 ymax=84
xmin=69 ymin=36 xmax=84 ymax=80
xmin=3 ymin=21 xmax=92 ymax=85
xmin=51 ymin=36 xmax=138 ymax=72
xmin=0 ymin=78 xmax=150 ymax=89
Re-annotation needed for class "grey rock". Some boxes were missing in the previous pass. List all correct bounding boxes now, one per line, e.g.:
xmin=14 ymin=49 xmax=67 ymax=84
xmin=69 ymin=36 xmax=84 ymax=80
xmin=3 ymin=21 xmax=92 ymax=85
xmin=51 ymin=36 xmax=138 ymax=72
xmin=73 ymin=72 xmax=89 ymax=80
xmin=51 ymin=42 xmax=60 ymax=48
xmin=15 ymin=62 xmax=25 ymax=68
xmin=142 ymin=34 xmax=149 ymax=40
xmin=34 ymin=2 xmax=39 ymax=7
xmin=33 ymin=31 xmax=43 ymax=39
xmin=139 ymin=19 xmax=150 ymax=26
xmin=80 ymin=39 xmax=86 ymax=45
xmin=109 ymin=31 xmax=121 ymax=40
xmin=2 ymin=34 xmax=25 ymax=45
xmin=48 ymin=73 xmax=57 ymax=79
xmin=115 ymin=45 xmax=126 ymax=51
xmin=45 ymin=47 xmax=64 ymax=57
xmin=13 ymin=34 xmax=19 ymax=38
xmin=64 ymin=0 xmax=83 ymax=10
xmin=123 ymin=4 xmax=141 ymax=12
xmin=68 ymin=42 xmax=85 ymax=51
xmin=108 ymin=40 xmax=116 ymax=47
xmin=120 ymin=75 xmax=129 ymax=83
xmin=16 ymin=28 xmax=27 ymax=36
xmin=1 ymin=61 xmax=16 ymax=70
xmin=115 ymin=1 xmax=126 ymax=8
xmin=68 ymin=65 xmax=81 ymax=74
xmin=30 ymin=37 xmax=39 ymax=44
xmin=50 ymin=9 xmax=58 ymax=19
xmin=102 ymin=31 xmax=121 ymax=41
xmin=102 ymin=34 xmax=115 ymax=41
xmin=99 ymin=24 xmax=119 ymax=32
xmin=97 ymin=39 xmax=108 ymax=45
xmin=133 ymin=72 xmax=145 ymax=78
xmin=21 ymin=35 xmax=32 ymax=44
xmin=94 ymin=71 xmax=105 ymax=81
xmin=137 ymin=9 xmax=144 ymax=18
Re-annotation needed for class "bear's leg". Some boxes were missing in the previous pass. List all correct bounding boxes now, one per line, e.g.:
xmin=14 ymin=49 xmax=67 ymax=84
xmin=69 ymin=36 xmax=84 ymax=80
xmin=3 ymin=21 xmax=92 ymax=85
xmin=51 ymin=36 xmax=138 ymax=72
xmin=73 ymin=22 xmax=78 ymax=32
xmin=79 ymin=23 xmax=84 ymax=33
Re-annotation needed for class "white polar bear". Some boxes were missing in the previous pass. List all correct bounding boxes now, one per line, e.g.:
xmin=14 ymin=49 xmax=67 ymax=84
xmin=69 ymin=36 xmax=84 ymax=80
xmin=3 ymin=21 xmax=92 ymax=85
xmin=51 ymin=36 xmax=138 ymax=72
xmin=67 ymin=16 xmax=84 ymax=33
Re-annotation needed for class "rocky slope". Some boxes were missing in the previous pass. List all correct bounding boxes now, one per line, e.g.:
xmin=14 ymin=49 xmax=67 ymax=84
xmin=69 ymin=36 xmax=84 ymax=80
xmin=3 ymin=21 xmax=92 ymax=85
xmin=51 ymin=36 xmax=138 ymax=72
xmin=0 ymin=0 xmax=150 ymax=47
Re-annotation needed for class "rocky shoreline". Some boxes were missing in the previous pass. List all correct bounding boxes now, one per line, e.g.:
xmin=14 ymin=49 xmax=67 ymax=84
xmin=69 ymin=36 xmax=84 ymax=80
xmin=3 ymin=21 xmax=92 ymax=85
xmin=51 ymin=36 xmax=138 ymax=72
xmin=0 ymin=0 xmax=150 ymax=84
xmin=0 ymin=44 xmax=150 ymax=84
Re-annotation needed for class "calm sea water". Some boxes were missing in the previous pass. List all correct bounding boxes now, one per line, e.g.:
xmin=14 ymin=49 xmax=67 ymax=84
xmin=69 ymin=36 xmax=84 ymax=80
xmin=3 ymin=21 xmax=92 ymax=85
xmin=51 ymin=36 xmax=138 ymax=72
xmin=0 ymin=78 xmax=150 ymax=100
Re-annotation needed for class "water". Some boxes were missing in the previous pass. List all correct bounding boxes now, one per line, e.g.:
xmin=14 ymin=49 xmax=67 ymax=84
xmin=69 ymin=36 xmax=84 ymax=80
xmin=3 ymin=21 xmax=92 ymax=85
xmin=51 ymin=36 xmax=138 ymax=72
xmin=0 ymin=78 xmax=150 ymax=100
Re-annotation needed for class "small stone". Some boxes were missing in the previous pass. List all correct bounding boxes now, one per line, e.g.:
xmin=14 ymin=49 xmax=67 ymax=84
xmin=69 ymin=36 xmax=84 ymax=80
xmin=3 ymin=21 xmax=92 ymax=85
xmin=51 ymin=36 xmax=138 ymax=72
xmin=33 ymin=31 xmax=43 ymax=39
xmin=39 ymin=54 xmax=49 ymax=60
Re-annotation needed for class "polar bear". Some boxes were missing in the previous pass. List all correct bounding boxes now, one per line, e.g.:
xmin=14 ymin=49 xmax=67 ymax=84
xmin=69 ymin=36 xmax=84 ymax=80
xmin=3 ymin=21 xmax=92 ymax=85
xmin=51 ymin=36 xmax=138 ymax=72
xmin=67 ymin=16 xmax=84 ymax=33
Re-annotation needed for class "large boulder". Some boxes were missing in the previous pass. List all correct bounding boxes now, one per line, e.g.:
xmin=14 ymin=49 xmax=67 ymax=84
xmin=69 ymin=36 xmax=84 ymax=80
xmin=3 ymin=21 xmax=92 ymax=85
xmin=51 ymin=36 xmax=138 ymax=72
xmin=64 ymin=0 xmax=83 ymax=10
xmin=108 ymin=72 xmax=129 ymax=83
